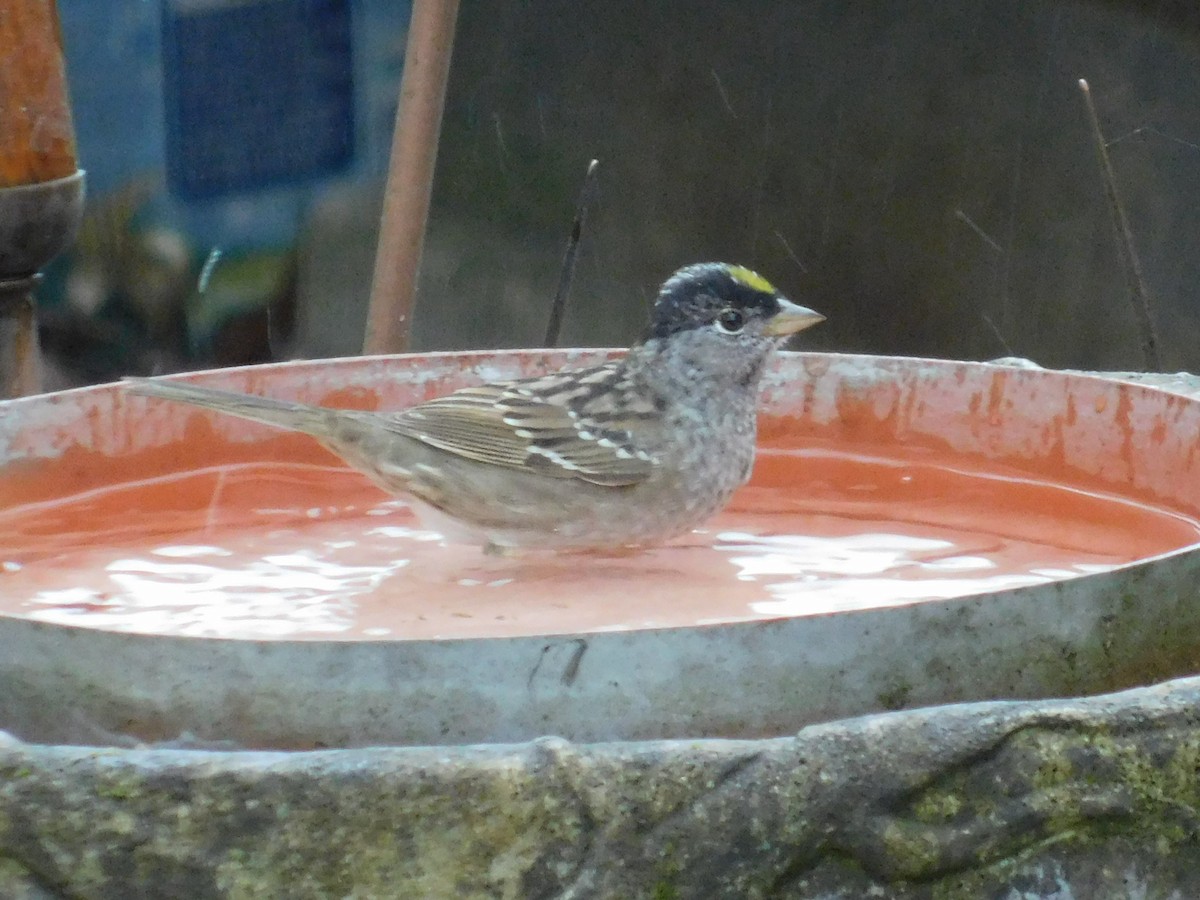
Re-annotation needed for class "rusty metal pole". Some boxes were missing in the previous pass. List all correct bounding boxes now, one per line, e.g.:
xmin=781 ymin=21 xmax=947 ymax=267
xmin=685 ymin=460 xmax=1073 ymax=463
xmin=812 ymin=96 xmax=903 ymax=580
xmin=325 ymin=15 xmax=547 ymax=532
xmin=0 ymin=1 xmax=85 ymax=397
xmin=362 ymin=0 xmax=461 ymax=356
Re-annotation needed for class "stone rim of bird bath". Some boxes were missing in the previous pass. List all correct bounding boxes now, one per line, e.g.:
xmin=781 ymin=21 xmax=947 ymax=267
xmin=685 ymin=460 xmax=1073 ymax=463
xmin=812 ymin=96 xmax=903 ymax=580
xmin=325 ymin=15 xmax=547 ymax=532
xmin=1 ymin=671 xmax=1199 ymax=897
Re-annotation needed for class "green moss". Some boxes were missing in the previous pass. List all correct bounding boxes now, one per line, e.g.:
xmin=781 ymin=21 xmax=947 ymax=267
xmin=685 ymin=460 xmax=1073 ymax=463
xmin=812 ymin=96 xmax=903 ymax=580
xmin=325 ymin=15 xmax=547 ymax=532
xmin=878 ymin=680 xmax=913 ymax=711
xmin=910 ymin=723 xmax=1200 ymax=898
xmin=207 ymin=761 xmax=596 ymax=899
xmin=96 ymin=781 xmax=137 ymax=801
xmin=912 ymin=790 xmax=962 ymax=823
xmin=649 ymin=839 xmax=682 ymax=900
xmin=881 ymin=821 xmax=944 ymax=879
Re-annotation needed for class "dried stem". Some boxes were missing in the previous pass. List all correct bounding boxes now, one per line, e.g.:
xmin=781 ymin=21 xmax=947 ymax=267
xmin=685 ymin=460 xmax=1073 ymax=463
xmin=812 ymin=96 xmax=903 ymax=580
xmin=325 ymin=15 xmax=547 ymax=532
xmin=1077 ymin=78 xmax=1160 ymax=371
xmin=544 ymin=159 xmax=599 ymax=347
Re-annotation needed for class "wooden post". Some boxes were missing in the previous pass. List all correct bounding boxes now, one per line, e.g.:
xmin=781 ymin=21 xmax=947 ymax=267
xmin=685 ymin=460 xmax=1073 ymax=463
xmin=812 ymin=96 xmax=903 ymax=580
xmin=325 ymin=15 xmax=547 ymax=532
xmin=362 ymin=0 xmax=461 ymax=356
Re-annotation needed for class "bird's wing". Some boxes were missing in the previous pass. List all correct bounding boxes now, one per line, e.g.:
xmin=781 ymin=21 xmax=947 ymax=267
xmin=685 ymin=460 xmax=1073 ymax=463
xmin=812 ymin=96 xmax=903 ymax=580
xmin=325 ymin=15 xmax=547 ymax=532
xmin=382 ymin=363 xmax=660 ymax=486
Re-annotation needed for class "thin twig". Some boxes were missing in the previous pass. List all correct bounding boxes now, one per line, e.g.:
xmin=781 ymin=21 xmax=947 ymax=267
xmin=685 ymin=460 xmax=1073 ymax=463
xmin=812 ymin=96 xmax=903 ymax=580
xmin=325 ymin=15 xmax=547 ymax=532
xmin=544 ymin=159 xmax=599 ymax=347
xmin=1077 ymin=78 xmax=1161 ymax=371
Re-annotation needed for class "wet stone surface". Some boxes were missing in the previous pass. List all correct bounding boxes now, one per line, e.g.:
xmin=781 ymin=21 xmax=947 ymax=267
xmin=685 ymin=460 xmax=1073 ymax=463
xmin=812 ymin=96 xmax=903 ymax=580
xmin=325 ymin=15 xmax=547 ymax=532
xmin=2 ymin=677 xmax=1200 ymax=898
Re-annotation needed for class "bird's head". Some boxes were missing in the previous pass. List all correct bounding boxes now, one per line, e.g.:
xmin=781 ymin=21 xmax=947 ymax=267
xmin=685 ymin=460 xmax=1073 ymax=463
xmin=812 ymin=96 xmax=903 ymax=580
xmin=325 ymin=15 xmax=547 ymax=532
xmin=640 ymin=262 xmax=824 ymax=387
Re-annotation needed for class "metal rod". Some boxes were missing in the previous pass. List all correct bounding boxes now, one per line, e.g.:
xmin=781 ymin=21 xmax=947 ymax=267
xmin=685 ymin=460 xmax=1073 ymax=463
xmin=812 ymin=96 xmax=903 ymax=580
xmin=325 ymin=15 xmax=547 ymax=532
xmin=363 ymin=0 xmax=462 ymax=356
xmin=544 ymin=159 xmax=599 ymax=347
xmin=1077 ymin=78 xmax=1161 ymax=372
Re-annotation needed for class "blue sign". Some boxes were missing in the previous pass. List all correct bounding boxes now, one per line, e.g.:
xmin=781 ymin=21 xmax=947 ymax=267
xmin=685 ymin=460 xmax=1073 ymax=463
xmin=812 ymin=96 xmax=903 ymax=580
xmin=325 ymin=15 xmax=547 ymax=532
xmin=162 ymin=0 xmax=355 ymax=199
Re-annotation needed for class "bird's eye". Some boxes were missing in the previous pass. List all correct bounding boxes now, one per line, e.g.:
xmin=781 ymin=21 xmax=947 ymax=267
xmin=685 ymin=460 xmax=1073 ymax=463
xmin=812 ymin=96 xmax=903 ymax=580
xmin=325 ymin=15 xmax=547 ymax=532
xmin=715 ymin=308 xmax=745 ymax=334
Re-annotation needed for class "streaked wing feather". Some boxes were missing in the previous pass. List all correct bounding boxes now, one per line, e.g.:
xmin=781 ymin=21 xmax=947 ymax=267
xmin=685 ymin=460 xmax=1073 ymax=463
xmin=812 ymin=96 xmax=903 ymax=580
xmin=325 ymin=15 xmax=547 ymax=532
xmin=382 ymin=365 xmax=657 ymax=485
xmin=392 ymin=405 xmax=530 ymax=469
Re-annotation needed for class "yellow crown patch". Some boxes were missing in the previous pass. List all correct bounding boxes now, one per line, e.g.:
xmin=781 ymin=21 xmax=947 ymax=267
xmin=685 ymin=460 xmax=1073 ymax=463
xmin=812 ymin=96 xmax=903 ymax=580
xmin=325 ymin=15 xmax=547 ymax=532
xmin=727 ymin=265 xmax=776 ymax=295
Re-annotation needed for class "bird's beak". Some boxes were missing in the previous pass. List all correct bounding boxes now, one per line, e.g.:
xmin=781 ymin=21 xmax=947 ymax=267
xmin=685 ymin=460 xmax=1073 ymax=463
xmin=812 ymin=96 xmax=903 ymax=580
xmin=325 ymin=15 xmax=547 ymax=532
xmin=762 ymin=297 xmax=825 ymax=337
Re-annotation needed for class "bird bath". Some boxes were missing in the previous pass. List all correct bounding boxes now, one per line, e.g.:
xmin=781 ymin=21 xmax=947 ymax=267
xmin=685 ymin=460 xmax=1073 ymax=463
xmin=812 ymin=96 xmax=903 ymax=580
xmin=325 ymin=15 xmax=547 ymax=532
xmin=1 ymin=349 xmax=1199 ymax=749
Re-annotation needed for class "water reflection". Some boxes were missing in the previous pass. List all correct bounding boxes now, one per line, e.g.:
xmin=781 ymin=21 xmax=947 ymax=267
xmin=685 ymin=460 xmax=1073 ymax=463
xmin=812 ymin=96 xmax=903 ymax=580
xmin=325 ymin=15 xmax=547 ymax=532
xmin=717 ymin=530 xmax=1117 ymax=615
xmin=0 ymin=456 xmax=1190 ymax=640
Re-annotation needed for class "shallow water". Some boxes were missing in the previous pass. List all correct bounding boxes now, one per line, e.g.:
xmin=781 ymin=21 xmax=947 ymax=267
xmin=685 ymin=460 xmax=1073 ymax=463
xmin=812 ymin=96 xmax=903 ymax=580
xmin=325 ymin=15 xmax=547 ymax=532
xmin=0 ymin=441 xmax=1194 ymax=640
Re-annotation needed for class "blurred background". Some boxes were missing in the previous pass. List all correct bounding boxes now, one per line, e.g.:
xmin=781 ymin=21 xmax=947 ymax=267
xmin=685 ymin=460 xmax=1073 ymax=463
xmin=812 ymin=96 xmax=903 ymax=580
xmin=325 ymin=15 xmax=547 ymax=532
xmin=40 ymin=0 xmax=1200 ymax=388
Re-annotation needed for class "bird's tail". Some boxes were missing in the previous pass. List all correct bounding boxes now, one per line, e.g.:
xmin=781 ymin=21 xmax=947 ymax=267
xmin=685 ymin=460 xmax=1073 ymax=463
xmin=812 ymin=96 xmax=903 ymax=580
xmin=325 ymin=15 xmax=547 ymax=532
xmin=124 ymin=377 xmax=339 ymax=437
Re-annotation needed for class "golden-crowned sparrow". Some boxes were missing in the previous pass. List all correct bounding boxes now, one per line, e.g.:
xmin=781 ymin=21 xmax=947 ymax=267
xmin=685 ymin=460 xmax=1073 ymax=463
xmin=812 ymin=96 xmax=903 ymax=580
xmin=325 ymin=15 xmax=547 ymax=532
xmin=127 ymin=263 xmax=823 ymax=552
